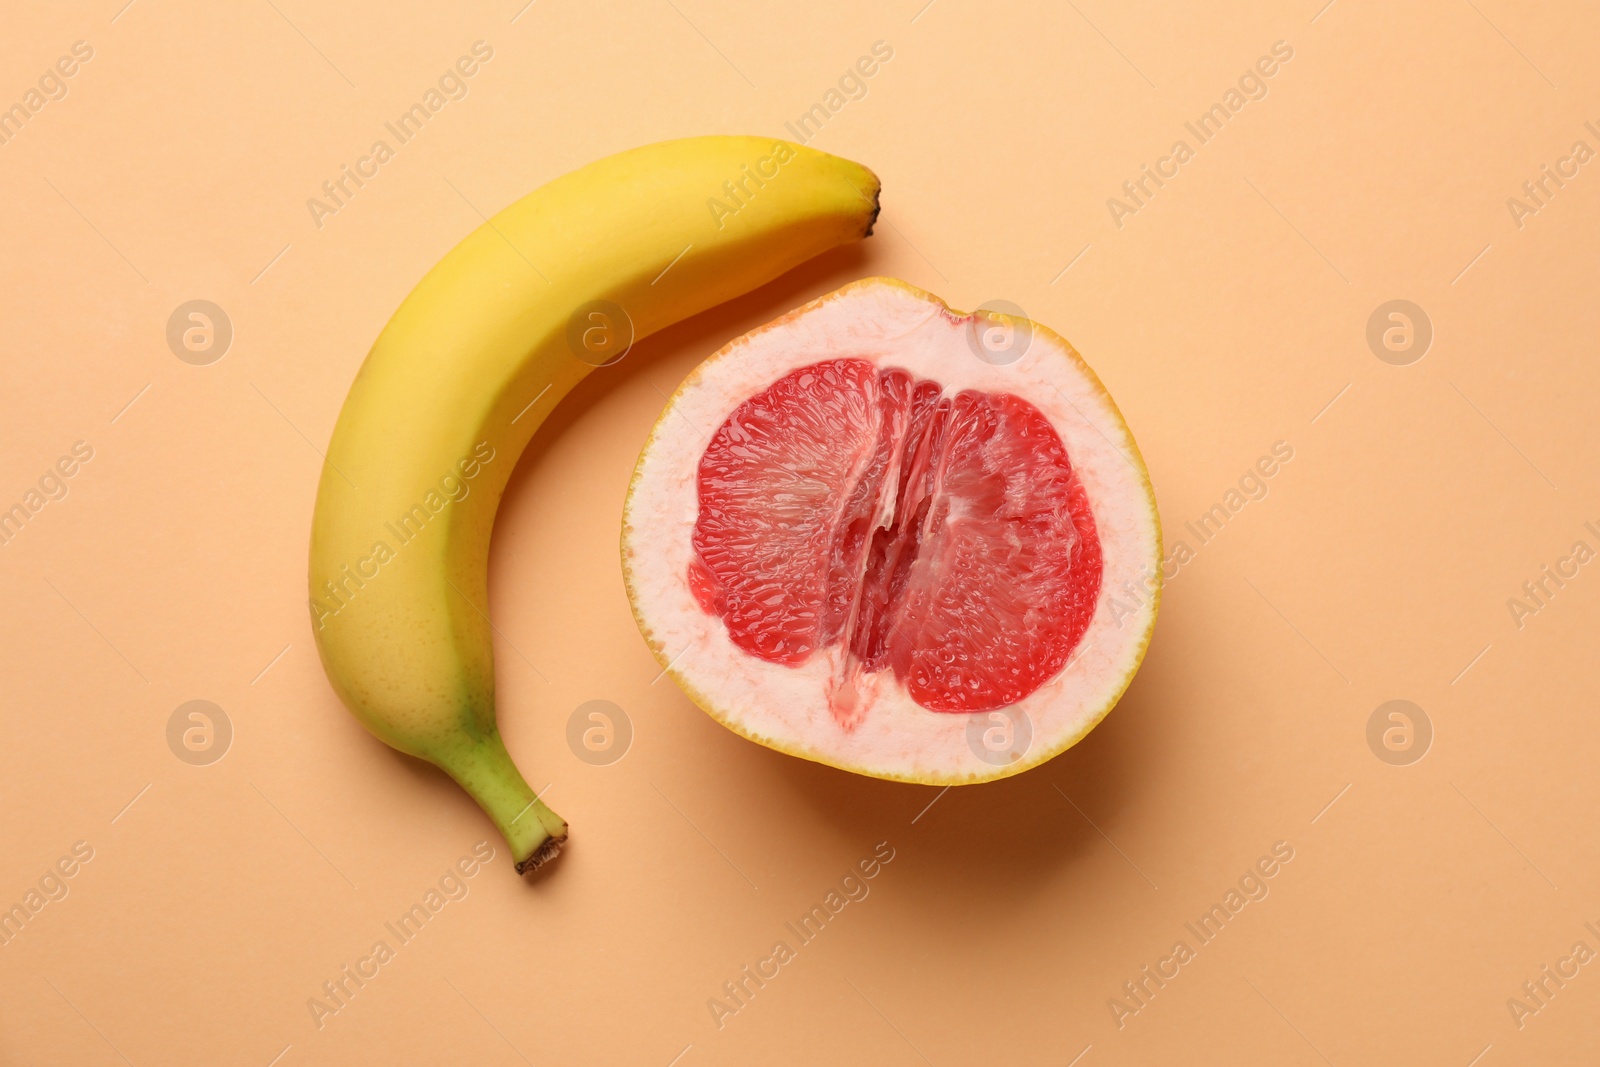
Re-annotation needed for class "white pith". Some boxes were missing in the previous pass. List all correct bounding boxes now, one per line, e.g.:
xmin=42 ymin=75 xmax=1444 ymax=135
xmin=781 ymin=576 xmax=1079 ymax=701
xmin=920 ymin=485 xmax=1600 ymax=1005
xmin=623 ymin=279 xmax=1160 ymax=784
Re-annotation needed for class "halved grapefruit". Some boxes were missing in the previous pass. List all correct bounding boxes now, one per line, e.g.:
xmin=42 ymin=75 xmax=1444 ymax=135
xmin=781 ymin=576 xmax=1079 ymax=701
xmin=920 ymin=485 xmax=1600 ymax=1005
xmin=622 ymin=278 xmax=1160 ymax=784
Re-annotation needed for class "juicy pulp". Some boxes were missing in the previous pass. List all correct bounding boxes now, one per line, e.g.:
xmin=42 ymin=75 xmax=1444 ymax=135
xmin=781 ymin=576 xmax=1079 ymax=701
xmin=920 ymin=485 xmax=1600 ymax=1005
xmin=688 ymin=358 xmax=1103 ymax=720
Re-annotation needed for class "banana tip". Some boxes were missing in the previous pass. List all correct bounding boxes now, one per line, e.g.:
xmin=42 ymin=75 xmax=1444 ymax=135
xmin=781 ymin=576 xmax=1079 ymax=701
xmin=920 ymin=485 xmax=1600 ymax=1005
xmin=516 ymin=833 xmax=567 ymax=878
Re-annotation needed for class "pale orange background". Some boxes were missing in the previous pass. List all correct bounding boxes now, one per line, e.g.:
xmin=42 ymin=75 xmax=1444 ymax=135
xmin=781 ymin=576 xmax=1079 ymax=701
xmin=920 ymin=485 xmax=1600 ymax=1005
xmin=3 ymin=1 xmax=1599 ymax=1064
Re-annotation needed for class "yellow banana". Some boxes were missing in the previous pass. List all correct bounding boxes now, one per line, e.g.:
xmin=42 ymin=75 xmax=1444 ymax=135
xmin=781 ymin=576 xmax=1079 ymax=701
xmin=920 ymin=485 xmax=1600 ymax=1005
xmin=309 ymin=136 xmax=880 ymax=873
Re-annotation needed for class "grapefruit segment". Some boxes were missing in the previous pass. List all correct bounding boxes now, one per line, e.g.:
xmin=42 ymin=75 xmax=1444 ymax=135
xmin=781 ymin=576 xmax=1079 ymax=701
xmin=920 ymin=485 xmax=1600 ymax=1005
xmin=690 ymin=360 xmax=1102 ymax=717
xmin=624 ymin=279 xmax=1160 ymax=784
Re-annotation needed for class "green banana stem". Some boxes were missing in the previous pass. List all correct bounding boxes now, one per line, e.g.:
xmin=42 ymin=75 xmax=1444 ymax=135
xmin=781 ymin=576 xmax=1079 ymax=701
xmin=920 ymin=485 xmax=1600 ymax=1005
xmin=440 ymin=734 xmax=567 ymax=873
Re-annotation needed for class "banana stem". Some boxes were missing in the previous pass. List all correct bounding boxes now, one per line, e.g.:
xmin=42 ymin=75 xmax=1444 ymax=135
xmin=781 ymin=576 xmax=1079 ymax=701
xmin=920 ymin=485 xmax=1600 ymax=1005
xmin=440 ymin=733 xmax=567 ymax=874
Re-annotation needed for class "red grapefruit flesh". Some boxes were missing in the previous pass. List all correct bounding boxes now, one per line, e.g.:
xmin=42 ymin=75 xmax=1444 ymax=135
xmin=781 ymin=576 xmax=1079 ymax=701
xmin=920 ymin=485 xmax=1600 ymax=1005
xmin=624 ymin=279 xmax=1159 ymax=784
xmin=689 ymin=359 xmax=1103 ymax=716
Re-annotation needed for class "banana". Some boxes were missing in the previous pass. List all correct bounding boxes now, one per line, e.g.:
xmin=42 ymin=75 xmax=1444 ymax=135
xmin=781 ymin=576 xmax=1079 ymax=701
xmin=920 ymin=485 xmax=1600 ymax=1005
xmin=309 ymin=136 xmax=880 ymax=874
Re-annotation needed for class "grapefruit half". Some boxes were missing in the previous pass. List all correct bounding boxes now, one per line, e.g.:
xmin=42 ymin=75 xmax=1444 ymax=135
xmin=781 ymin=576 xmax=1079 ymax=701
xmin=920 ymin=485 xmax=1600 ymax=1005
xmin=623 ymin=278 xmax=1160 ymax=784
